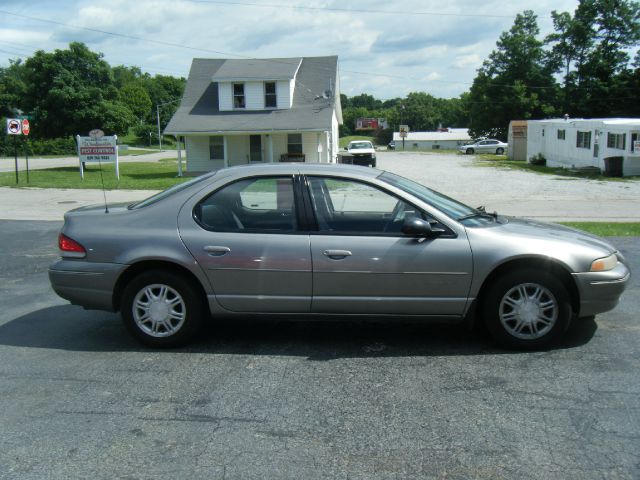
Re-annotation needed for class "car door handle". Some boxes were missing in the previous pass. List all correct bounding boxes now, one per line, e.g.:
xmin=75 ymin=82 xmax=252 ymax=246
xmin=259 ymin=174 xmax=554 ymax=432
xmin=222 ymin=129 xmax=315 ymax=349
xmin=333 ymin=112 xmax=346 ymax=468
xmin=204 ymin=246 xmax=231 ymax=256
xmin=323 ymin=249 xmax=352 ymax=259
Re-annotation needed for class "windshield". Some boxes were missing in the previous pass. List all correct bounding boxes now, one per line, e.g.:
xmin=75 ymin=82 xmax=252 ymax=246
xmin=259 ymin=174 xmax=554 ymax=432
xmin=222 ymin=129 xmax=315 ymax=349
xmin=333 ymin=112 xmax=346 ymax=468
xmin=349 ymin=142 xmax=373 ymax=149
xmin=379 ymin=171 xmax=476 ymax=220
xmin=128 ymin=171 xmax=217 ymax=209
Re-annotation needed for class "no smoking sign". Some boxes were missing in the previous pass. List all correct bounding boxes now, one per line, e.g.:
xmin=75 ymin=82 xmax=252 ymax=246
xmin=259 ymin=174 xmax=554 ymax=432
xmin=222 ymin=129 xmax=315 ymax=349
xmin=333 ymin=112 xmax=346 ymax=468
xmin=7 ymin=118 xmax=21 ymax=135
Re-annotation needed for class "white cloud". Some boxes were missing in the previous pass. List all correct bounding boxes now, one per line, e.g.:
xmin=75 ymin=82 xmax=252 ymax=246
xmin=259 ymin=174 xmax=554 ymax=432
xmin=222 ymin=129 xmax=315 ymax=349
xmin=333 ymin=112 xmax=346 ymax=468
xmin=0 ymin=0 xmax=586 ymax=98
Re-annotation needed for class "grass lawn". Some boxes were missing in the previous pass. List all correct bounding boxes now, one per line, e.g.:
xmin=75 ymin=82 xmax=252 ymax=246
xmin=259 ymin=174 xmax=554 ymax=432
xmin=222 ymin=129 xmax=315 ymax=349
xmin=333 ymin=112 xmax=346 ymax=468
xmin=0 ymin=160 xmax=190 ymax=190
xmin=559 ymin=222 xmax=640 ymax=237
xmin=339 ymin=135 xmax=375 ymax=148
xmin=474 ymin=156 xmax=639 ymax=181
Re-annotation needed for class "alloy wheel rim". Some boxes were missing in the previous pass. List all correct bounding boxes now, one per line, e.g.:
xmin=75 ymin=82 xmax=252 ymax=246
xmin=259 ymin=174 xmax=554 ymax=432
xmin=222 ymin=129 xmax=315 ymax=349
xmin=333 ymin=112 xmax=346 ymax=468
xmin=132 ymin=284 xmax=186 ymax=337
xmin=499 ymin=283 xmax=558 ymax=340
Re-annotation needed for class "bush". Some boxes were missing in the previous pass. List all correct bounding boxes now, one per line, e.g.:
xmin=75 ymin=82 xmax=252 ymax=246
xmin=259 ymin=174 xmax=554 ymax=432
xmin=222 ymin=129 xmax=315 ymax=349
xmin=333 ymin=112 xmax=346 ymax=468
xmin=0 ymin=136 xmax=77 ymax=157
xmin=529 ymin=153 xmax=546 ymax=166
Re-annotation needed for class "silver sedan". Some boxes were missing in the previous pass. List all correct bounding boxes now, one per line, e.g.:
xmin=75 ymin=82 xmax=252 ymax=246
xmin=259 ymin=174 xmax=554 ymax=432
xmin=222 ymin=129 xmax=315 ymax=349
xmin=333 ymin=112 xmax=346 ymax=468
xmin=459 ymin=139 xmax=508 ymax=155
xmin=49 ymin=163 xmax=630 ymax=349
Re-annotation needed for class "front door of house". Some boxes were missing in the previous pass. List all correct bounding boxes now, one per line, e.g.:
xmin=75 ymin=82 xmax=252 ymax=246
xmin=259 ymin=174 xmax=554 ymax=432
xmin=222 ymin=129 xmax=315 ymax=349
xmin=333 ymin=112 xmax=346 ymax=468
xmin=249 ymin=135 xmax=262 ymax=162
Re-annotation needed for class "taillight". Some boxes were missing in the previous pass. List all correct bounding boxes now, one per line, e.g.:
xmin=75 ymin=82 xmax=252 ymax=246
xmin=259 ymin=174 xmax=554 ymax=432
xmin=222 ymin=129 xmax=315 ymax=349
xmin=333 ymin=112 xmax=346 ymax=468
xmin=58 ymin=233 xmax=86 ymax=257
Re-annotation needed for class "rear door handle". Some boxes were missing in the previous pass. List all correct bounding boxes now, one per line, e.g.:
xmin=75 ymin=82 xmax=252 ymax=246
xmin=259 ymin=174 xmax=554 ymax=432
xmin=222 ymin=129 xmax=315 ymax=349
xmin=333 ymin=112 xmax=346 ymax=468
xmin=323 ymin=249 xmax=352 ymax=259
xmin=204 ymin=246 xmax=231 ymax=256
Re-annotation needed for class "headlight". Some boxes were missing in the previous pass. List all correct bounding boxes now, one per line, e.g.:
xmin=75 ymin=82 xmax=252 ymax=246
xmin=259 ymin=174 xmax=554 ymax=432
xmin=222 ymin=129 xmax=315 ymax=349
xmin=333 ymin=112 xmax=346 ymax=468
xmin=590 ymin=253 xmax=618 ymax=272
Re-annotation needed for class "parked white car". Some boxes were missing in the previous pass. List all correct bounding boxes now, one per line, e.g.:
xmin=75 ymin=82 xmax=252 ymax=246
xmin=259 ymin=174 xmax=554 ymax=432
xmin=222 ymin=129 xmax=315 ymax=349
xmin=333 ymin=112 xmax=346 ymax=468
xmin=346 ymin=140 xmax=377 ymax=167
xmin=459 ymin=139 xmax=508 ymax=155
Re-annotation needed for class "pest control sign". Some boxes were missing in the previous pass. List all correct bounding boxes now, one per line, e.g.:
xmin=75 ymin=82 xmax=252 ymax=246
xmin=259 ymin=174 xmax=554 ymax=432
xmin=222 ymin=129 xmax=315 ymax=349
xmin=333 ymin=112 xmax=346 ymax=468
xmin=6 ymin=118 xmax=21 ymax=135
xmin=77 ymin=134 xmax=120 ymax=180
xmin=77 ymin=135 xmax=117 ymax=163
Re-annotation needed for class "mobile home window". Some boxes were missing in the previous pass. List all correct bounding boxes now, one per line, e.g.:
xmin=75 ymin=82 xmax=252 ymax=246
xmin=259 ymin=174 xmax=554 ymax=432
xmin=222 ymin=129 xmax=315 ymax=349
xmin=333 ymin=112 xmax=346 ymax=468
xmin=265 ymin=82 xmax=277 ymax=108
xmin=288 ymin=133 xmax=303 ymax=154
xmin=233 ymin=83 xmax=245 ymax=109
xmin=557 ymin=129 xmax=566 ymax=140
xmin=209 ymin=136 xmax=224 ymax=160
xmin=576 ymin=131 xmax=591 ymax=149
xmin=607 ymin=132 xmax=626 ymax=150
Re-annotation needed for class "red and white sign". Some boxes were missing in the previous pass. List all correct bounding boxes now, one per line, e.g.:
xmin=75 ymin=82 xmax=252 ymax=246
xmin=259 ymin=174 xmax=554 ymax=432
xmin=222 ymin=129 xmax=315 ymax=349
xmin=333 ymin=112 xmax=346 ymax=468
xmin=6 ymin=118 xmax=21 ymax=135
xmin=77 ymin=135 xmax=118 ymax=163
xmin=21 ymin=119 xmax=30 ymax=136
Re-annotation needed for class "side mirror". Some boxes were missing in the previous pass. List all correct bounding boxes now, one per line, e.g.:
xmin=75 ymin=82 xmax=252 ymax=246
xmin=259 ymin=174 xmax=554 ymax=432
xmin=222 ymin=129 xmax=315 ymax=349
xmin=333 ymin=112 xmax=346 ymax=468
xmin=401 ymin=217 xmax=442 ymax=238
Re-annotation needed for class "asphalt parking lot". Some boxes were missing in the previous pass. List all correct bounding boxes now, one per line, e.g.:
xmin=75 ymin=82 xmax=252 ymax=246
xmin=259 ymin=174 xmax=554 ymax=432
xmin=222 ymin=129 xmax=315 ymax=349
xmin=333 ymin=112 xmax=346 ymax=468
xmin=1 ymin=152 xmax=640 ymax=479
xmin=1 ymin=218 xmax=639 ymax=480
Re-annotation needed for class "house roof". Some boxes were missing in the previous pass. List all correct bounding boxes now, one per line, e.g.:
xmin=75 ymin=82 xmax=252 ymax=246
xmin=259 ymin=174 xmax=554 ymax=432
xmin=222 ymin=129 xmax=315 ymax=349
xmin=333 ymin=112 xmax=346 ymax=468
xmin=392 ymin=129 xmax=471 ymax=142
xmin=164 ymin=56 xmax=340 ymax=135
xmin=529 ymin=118 xmax=640 ymax=127
xmin=211 ymin=58 xmax=302 ymax=81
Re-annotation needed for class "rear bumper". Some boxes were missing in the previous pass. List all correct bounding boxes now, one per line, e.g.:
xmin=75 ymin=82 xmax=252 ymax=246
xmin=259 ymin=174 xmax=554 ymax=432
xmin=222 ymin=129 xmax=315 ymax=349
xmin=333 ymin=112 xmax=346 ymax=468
xmin=49 ymin=259 xmax=127 ymax=312
xmin=572 ymin=262 xmax=631 ymax=317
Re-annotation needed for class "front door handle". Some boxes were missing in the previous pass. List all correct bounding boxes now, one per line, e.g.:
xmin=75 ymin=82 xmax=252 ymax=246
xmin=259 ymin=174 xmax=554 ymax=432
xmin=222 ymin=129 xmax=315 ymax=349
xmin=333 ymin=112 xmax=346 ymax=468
xmin=323 ymin=249 xmax=352 ymax=259
xmin=204 ymin=246 xmax=231 ymax=256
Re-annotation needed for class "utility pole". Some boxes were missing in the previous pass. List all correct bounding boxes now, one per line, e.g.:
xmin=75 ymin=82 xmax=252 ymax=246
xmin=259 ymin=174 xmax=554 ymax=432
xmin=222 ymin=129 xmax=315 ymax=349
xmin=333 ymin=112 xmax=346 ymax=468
xmin=156 ymin=104 xmax=162 ymax=151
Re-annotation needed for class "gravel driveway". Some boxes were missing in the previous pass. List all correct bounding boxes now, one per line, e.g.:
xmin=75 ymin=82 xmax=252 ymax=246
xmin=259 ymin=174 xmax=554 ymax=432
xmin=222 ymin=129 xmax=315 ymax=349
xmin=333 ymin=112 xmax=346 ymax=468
xmin=377 ymin=152 xmax=640 ymax=221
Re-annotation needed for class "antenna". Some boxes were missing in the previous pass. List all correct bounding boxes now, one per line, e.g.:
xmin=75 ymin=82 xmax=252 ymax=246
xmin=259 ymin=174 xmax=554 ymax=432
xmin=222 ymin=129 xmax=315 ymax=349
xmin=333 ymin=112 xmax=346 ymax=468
xmin=89 ymin=129 xmax=109 ymax=214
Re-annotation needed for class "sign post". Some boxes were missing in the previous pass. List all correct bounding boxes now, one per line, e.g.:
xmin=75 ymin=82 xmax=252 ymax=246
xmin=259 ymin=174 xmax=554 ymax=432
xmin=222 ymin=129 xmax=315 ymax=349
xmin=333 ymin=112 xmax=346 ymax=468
xmin=6 ymin=118 xmax=21 ymax=184
xmin=22 ymin=119 xmax=30 ymax=183
xmin=399 ymin=125 xmax=409 ymax=151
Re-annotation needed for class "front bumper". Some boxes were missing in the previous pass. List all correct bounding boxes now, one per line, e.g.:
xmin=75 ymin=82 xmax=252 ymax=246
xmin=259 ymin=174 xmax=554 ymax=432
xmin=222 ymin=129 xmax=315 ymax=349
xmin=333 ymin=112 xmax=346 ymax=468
xmin=572 ymin=261 xmax=631 ymax=317
xmin=49 ymin=259 xmax=127 ymax=312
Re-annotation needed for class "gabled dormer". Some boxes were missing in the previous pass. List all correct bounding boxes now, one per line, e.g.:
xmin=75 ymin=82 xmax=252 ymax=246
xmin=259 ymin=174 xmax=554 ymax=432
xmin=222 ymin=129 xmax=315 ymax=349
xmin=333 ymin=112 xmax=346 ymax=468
xmin=212 ymin=58 xmax=302 ymax=111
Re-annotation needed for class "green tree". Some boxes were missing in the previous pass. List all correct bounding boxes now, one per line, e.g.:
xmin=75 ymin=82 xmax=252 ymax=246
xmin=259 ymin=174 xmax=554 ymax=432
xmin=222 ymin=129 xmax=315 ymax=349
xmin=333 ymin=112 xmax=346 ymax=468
xmin=546 ymin=0 xmax=640 ymax=117
xmin=21 ymin=42 xmax=135 ymax=138
xmin=0 ymin=59 xmax=27 ymax=117
xmin=468 ymin=10 xmax=558 ymax=139
xmin=119 ymin=83 xmax=152 ymax=121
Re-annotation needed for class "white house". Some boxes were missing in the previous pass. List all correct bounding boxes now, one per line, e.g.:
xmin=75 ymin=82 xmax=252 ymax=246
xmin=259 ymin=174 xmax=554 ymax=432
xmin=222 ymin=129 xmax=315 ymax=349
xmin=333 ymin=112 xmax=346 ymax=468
xmin=526 ymin=118 xmax=640 ymax=176
xmin=165 ymin=56 xmax=342 ymax=172
xmin=392 ymin=128 xmax=471 ymax=150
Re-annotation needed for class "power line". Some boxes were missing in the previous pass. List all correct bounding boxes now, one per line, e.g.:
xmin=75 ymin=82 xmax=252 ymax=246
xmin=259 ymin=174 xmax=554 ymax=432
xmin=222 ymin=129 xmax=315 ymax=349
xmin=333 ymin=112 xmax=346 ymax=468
xmin=189 ymin=0 xmax=520 ymax=19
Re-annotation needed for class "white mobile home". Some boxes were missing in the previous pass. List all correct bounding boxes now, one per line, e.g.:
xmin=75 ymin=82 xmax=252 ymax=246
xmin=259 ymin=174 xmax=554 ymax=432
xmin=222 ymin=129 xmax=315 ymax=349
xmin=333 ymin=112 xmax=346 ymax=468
xmin=526 ymin=118 xmax=640 ymax=176
xmin=392 ymin=128 xmax=471 ymax=150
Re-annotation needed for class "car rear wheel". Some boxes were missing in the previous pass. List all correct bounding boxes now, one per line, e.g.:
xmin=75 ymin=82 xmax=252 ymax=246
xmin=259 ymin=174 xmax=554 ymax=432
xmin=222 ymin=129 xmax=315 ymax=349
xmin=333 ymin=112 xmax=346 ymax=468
xmin=466 ymin=148 xmax=474 ymax=154
xmin=496 ymin=147 xmax=504 ymax=155
xmin=121 ymin=270 xmax=204 ymax=347
xmin=482 ymin=269 xmax=571 ymax=349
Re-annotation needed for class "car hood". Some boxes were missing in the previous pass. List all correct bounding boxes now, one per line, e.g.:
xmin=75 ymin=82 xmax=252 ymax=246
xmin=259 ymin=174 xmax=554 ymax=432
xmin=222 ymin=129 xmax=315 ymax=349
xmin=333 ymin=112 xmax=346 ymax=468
xmin=494 ymin=217 xmax=616 ymax=254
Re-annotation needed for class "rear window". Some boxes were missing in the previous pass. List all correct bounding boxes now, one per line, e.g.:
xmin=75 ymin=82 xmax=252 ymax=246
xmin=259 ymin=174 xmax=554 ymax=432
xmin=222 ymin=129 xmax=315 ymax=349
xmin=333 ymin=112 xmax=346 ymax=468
xmin=128 ymin=172 xmax=217 ymax=209
xmin=349 ymin=142 xmax=373 ymax=149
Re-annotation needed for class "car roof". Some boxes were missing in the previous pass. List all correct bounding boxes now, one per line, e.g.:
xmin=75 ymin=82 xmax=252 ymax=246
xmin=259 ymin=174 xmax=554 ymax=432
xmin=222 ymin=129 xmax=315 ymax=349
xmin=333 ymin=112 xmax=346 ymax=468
xmin=216 ymin=162 xmax=381 ymax=179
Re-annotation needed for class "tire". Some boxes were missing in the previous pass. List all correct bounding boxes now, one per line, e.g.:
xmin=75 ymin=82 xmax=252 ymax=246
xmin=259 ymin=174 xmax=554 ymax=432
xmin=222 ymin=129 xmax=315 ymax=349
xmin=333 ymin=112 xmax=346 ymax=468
xmin=481 ymin=268 xmax=572 ymax=349
xmin=496 ymin=147 xmax=504 ymax=155
xmin=466 ymin=148 xmax=474 ymax=155
xmin=121 ymin=269 xmax=205 ymax=348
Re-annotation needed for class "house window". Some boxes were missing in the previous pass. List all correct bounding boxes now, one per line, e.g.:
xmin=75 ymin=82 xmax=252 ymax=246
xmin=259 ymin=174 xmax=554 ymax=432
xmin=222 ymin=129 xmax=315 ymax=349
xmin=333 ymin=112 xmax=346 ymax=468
xmin=233 ymin=83 xmax=245 ymax=109
xmin=632 ymin=133 xmax=639 ymax=153
xmin=557 ymin=129 xmax=565 ymax=140
xmin=576 ymin=131 xmax=591 ymax=149
xmin=607 ymin=132 xmax=626 ymax=150
xmin=288 ymin=133 xmax=303 ymax=154
xmin=265 ymin=82 xmax=277 ymax=108
xmin=209 ymin=136 xmax=224 ymax=160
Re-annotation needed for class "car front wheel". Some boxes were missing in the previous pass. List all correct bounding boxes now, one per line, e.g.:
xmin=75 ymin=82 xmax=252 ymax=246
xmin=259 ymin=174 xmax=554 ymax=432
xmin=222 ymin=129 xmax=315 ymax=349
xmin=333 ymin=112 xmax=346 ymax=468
xmin=482 ymin=269 xmax=571 ymax=349
xmin=121 ymin=270 xmax=204 ymax=347
xmin=496 ymin=147 xmax=504 ymax=155
xmin=466 ymin=148 xmax=474 ymax=154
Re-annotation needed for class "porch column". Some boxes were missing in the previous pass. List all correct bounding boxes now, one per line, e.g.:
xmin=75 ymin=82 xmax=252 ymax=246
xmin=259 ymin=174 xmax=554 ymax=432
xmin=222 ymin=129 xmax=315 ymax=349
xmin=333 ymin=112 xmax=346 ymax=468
xmin=325 ymin=130 xmax=331 ymax=163
xmin=175 ymin=136 xmax=183 ymax=177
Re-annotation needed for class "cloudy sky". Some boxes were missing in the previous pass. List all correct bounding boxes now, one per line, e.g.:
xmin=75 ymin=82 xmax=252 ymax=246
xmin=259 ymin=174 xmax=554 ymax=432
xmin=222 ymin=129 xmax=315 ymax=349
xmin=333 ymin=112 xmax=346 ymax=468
xmin=0 ymin=0 xmax=584 ymax=99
